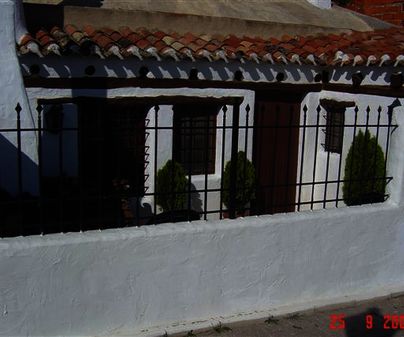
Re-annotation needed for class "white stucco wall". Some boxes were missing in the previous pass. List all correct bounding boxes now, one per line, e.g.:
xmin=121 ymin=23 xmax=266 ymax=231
xmin=306 ymin=0 xmax=331 ymax=9
xmin=0 ymin=0 xmax=37 ymax=196
xmin=297 ymin=92 xmax=398 ymax=210
xmin=1 ymin=191 xmax=404 ymax=337
xmin=19 ymin=56 xmax=404 ymax=86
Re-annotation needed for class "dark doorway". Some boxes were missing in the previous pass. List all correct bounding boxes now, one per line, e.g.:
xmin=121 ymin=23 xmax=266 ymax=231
xmin=78 ymin=99 xmax=147 ymax=227
xmin=79 ymin=100 xmax=147 ymax=195
xmin=253 ymin=94 xmax=301 ymax=215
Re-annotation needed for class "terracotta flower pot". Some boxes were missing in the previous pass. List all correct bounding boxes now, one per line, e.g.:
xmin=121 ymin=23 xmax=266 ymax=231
xmin=222 ymin=209 xmax=250 ymax=219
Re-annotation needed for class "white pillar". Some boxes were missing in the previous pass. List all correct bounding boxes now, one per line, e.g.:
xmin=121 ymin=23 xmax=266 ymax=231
xmin=0 ymin=0 xmax=35 ymax=195
xmin=386 ymin=99 xmax=404 ymax=206
xmin=13 ymin=0 xmax=28 ymax=43
xmin=0 ymin=0 xmax=29 ymax=123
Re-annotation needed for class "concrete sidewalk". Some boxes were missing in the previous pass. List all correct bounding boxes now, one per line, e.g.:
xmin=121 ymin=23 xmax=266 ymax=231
xmin=171 ymin=294 xmax=404 ymax=337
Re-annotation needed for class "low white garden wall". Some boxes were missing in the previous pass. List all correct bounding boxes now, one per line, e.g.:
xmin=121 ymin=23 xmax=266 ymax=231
xmin=1 ymin=199 xmax=404 ymax=337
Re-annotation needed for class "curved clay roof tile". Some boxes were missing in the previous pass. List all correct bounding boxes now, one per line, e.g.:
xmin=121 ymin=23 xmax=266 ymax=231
xmin=16 ymin=26 xmax=404 ymax=68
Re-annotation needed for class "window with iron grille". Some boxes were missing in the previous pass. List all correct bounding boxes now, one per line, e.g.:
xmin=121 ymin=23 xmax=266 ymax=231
xmin=173 ymin=104 xmax=219 ymax=175
xmin=324 ymin=107 xmax=345 ymax=153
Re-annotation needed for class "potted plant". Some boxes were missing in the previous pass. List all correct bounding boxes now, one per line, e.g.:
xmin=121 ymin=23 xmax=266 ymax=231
xmin=152 ymin=160 xmax=200 ymax=224
xmin=222 ymin=151 xmax=255 ymax=217
xmin=343 ymin=130 xmax=386 ymax=206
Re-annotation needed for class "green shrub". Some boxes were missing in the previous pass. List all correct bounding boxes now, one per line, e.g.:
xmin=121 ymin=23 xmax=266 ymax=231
xmin=222 ymin=151 xmax=255 ymax=211
xmin=343 ymin=130 xmax=386 ymax=206
xmin=156 ymin=160 xmax=188 ymax=211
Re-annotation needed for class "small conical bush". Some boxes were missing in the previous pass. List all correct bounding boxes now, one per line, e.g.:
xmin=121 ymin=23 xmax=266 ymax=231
xmin=156 ymin=160 xmax=188 ymax=211
xmin=343 ymin=130 xmax=386 ymax=206
xmin=222 ymin=151 xmax=255 ymax=211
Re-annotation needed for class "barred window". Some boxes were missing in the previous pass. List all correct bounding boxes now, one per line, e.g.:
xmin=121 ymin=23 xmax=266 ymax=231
xmin=173 ymin=104 xmax=219 ymax=175
xmin=325 ymin=108 xmax=345 ymax=154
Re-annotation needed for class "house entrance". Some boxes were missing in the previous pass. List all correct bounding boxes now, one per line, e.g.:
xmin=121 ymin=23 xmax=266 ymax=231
xmin=78 ymin=99 xmax=147 ymax=226
xmin=253 ymin=96 xmax=301 ymax=215
xmin=79 ymin=100 xmax=146 ymax=196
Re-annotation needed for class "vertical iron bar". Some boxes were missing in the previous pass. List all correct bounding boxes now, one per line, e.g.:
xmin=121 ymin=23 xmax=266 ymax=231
xmin=270 ymin=105 xmax=280 ymax=213
xmin=16 ymin=104 xmax=23 ymax=197
xmin=113 ymin=108 xmax=121 ymax=227
xmin=58 ymin=108 xmax=64 ymax=232
xmin=310 ymin=105 xmax=321 ymax=210
xmin=365 ymin=106 xmax=370 ymax=134
xmin=383 ymin=105 xmax=393 ymax=200
xmin=186 ymin=115 xmax=193 ymax=220
xmin=219 ymin=105 xmax=227 ymax=219
xmin=322 ymin=142 xmax=331 ymax=209
xmin=135 ymin=116 xmax=143 ymax=227
xmin=285 ymin=105 xmax=294 ymax=210
xmin=243 ymin=104 xmax=250 ymax=215
xmin=143 ymin=119 xmax=151 ymax=225
xmin=335 ymin=108 xmax=345 ymax=208
xmin=36 ymin=104 xmax=44 ymax=234
xmin=16 ymin=104 xmax=23 ymax=235
xmin=347 ymin=106 xmax=359 ymax=203
xmin=170 ymin=115 xmax=175 ymax=223
xmin=254 ymin=104 xmax=264 ymax=216
xmin=323 ymin=106 xmax=338 ymax=209
xmin=78 ymin=103 xmax=84 ymax=232
xmin=297 ymin=105 xmax=307 ymax=211
xmin=228 ymin=100 xmax=241 ymax=219
xmin=371 ymin=106 xmax=382 ymax=197
xmin=97 ymin=105 xmax=103 ymax=229
xmin=153 ymin=105 xmax=159 ymax=219
xmin=203 ymin=112 xmax=209 ymax=220
xmin=363 ymin=106 xmax=371 ymax=196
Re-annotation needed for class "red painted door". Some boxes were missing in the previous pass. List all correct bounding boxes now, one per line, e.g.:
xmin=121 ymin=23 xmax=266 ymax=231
xmin=253 ymin=100 xmax=300 ymax=215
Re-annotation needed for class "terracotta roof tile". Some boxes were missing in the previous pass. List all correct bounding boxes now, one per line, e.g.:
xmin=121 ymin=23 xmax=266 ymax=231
xmin=170 ymin=41 xmax=186 ymax=52
xmin=281 ymin=34 xmax=293 ymax=42
xmin=49 ymin=26 xmax=72 ymax=51
xmin=17 ymin=26 xmax=404 ymax=67
xmin=135 ymin=27 xmax=151 ymax=38
xmin=35 ymin=29 xmax=55 ymax=49
xmin=154 ymin=31 xmax=167 ymax=40
xmin=202 ymin=43 xmax=218 ymax=53
xmin=178 ymin=36 xmax=194 ymax=46
xmin=194 ymin=37 xmax=208 ymax=47
xmin=153 ymin=40 xmax=168 ymax=53
xmin=135 ymin=38 xmax=151 ymax=50
xmin=302 ymin=44 xmax=317 ymax=54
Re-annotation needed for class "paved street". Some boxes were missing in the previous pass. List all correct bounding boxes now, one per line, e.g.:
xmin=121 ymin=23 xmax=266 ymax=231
xmin=171 ymin=294 xmax=404 ymax=337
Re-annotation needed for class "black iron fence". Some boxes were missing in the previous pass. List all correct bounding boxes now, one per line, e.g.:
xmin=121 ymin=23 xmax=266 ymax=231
xmin=0 ymin=98 xmax=397 ymax=237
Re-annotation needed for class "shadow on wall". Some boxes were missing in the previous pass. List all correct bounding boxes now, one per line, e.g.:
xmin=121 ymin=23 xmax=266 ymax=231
xmin=0 ymin=133 xmax=40 ymax=237
xmin=144 ymin=182 xmax=203 ymax=225
xmin=190 ymin=182 xmax=203 ymax=214
xmin=0 ymin=133 xmax=38 ymax=196
xmin=344 ymin=308 xmax=398 ymax=337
